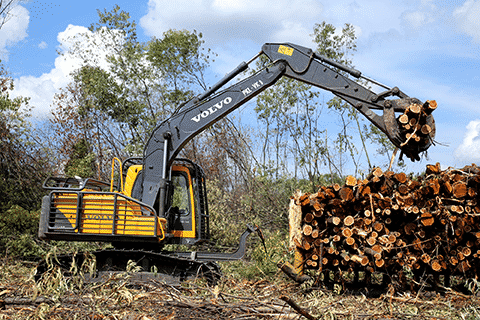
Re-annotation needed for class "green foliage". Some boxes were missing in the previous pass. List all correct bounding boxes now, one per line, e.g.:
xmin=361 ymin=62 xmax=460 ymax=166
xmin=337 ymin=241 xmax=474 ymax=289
xmin=254 ymin=76 xmax=325 ymax=181
xmin=315 ymin=22 xmax=371 ymax=177
xmin=207 ymin=173 xmax=295 ymax=248
xmin=207 ymin=167 xmax=343 ymax=281
xmin=220 ymin=230 xmax=291 ymax=280
xmin=0 ymin=205 xmax=39 ymax=236
xmin=252 ymin=21 xmax=403 ymax=182
xmin=207 ymin=164 xmax=342 ymax=251
xmin=74 ymin=6 xmax=152 ymax=151
xmin=314 ymin=22 xmax=402 ymax=174
xmin=147 ymin=29 xmax=212 ymax=95
xmin=145 ymin=27 xmax=214 ymax=115
xmin=0 ymin=61 xmax=52 ymax=260
xmin=0 ymin=205 xmax=44 ymax=258
xmin=0 ymin=79 xmax=29 ymax=115
xmin=64 ymin=138 xmax=96 ymax=178
xmin=313 ymin=22 xmax=357 ymax=63
xmin=206 ymin=179 xmax=254 ymax=247
xmin=75 ymin=65 xmax=143 ymax=127
xmin=242 ymin=172 xmax=310 ymax=229
xmin=253 ymin=22 xmax=364 ymax=184
xmin=6 ymin=233 xmax=44 ymax=258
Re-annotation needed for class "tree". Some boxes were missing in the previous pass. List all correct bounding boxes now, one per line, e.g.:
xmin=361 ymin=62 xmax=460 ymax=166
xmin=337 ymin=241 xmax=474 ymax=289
xmin=46 ymin=81 xmax=113 ymax=180
xmin=53 ymin=5 xmax=216 ymax=164
xmin=0 ymin=0 xmax=25 ymax=29
xmin=254 ymin=76 xmax=327 ymax=186
xmin=314 ymin=22 xmax=401 ymax=176
xmin=51 ymin=5 xmax=261 ymax=195
xmin=0 ymin=61 xmax=49 ymax=212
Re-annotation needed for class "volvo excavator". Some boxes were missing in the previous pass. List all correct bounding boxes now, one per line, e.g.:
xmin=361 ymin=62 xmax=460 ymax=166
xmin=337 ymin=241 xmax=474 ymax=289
xmin=37 ymin=42 xmax=436 ymax=282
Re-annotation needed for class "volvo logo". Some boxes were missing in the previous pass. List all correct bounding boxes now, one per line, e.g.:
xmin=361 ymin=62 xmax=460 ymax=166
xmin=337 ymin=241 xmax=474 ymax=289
xmin=191 ymin=97 xmax=233 ymax=123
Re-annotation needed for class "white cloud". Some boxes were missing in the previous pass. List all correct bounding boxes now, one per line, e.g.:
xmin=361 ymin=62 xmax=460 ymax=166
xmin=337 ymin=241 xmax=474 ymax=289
xmin=455 ymin=120 xmax=480 ymax=162
xmin=12 ymin=24 xmax=118 ymax=118
xmin=0 ymin=5 xmax=29 ymax=60
xmin=323 ymin=1 xmax=405 ymax=40
xmin=402 ymin=11 xmax=428 ymax=29
xmin=38 ymin=41 xmax=48 ymax=49
xmin=272 ymin=20 xmax=315 ymax=48
xmin=400 ymin=0 xmax=437 ymax=31
xmin=139 ymin=0 xmax=326 ymax=81
xmin=140 ymin=0 xmax=323 ymax=46
xmin=168 ymin=0 xmax=411 ymax=45
xmin=453 ymin=0 xmax=480 ymax=43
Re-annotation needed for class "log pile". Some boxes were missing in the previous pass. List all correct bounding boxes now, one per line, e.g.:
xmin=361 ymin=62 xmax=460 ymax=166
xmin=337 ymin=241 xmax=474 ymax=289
xmin=290 ymin=163 xmax=480 ymax=283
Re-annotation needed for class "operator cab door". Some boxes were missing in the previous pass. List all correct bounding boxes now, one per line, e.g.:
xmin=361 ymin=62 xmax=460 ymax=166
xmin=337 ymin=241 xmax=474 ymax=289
xmin=167 ymin=161 xmax=210 ymax=245
xmin=168 ymin=165 xmax=196 ymax=241
xmin=122 ymin=158 xmax=209 ymax=245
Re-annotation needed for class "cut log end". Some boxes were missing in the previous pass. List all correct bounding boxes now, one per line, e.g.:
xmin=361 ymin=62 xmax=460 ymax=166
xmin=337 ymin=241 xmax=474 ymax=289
xmin=345 ymin=175 xmax=357 ymax=187
xmin=302 ymin=225 xmax=313 ymax=236
xmin=431 ymin=259 xmax=442 ymax=272
xmin=344 ymin=215 xmax=354 ymax=227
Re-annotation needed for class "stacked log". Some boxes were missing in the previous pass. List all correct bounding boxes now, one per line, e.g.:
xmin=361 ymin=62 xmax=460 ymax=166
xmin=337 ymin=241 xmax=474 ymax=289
xmin=386 ymin=100 xmax=437 ymax=164
xmin=290 ymin=163 xmax=480 ymax=283
xmin=398 ymin=100 xmax=436 ymax=149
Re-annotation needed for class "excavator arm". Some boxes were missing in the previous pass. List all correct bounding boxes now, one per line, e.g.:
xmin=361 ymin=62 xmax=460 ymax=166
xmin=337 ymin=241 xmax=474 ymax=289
xmin=139 ymin=42 xmax=436 ymax=213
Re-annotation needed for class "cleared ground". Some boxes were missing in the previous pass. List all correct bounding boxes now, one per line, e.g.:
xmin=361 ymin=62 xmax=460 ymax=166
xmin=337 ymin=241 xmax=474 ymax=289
xmin=1 ymin=257 xmax=480 ymax=320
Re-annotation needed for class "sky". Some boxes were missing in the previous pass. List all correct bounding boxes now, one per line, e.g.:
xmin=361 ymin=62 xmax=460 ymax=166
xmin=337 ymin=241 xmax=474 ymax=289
xmin=1 ymin=0 xmax=480 ymax=173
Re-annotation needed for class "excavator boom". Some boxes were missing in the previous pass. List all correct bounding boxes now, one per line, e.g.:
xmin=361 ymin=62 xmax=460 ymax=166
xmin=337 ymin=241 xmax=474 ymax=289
xmin=140 ymin=42 xmax=436 ymax=212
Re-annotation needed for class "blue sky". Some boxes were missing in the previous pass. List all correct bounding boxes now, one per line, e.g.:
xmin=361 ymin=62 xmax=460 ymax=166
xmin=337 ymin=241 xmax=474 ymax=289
xmin=2 ymin=0 xmax=480 ymax=173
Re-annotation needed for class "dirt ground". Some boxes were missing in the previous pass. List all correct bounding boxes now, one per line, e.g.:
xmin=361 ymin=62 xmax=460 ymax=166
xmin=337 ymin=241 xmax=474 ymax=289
xmin=1 ymin=258 xmax=480 ymax=320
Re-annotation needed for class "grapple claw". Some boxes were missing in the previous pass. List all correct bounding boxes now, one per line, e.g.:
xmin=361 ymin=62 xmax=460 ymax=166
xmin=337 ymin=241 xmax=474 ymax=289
xmin=384 ymin=99 xmax=436 ymax=162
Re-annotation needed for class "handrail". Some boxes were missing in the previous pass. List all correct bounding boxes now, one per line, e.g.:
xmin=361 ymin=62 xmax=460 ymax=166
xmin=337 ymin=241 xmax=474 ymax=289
xmin=43 ymin=177 xmax=110 ymax=191
xmin=110 ymin=157 xmax=124 ymax=193
xmin=48 ymin=190 xmax=166 ymax=240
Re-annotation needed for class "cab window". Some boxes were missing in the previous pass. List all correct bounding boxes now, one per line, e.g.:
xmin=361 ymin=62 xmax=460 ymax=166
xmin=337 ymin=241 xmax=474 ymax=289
xmin=171 ymin=173 xmax=191 ymax=215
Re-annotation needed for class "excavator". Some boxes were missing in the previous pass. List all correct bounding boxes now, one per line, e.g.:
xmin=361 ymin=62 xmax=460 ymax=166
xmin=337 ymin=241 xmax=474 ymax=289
xmin=37 ymin=42 xmax=436 ymax=282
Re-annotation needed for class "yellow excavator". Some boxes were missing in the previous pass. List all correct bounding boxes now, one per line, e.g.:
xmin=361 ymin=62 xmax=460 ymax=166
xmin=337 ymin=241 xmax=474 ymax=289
xmin=38 ymin=43 xmax=436 ymax=281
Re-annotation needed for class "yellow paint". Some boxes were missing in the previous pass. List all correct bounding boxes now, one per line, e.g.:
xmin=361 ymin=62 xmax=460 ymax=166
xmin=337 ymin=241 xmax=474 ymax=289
xmin=278 ymin=45 xmax=294 ymax=56
xmin=123 ymin=164 xmax=142 ymax=197
xmin=51 ymin=163 xmax=196 ymax=241
xmin=119 ymin=164 xmax=197 ymax=238
xmin=293 ymin=248 xmax=304 ymax=275
xmin=53 ymin=192 xmax=166 ymax=240
xmin=122 ymin=164 xmax=197 ymax=238
xmin=110 ymin=157 xmax=124 ymax=192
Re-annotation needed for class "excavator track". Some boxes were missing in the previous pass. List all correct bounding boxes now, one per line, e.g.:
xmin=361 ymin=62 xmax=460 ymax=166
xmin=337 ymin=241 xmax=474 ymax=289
xmin=36 ymin=225 xmax=262 ymax=285
xmin=36 ymin=249 xmax=221 ymax=285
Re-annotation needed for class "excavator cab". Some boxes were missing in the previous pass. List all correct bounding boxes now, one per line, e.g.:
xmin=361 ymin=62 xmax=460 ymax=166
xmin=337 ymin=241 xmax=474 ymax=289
xmin=39 ymin=157 xmax=210 ymax=247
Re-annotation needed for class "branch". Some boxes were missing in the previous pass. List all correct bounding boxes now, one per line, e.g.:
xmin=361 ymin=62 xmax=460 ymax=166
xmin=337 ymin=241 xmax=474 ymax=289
xmin=279 ymin=295 xmax=317 ymax=320
xmin=0 ymin=0 xmax=17 ymax=30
